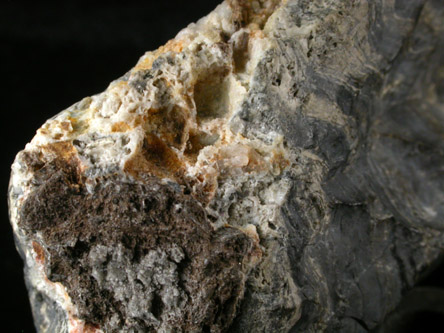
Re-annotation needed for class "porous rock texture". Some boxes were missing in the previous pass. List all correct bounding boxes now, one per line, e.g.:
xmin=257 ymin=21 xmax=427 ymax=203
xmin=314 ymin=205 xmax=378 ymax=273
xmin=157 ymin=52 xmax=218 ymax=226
xmin=8 ymin=0 xmax=444 ymax=332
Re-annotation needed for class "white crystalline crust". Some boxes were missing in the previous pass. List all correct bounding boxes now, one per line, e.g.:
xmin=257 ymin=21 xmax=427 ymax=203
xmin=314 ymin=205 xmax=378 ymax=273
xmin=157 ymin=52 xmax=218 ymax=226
xmin=9 ymin=0 xmax=301 ymax=331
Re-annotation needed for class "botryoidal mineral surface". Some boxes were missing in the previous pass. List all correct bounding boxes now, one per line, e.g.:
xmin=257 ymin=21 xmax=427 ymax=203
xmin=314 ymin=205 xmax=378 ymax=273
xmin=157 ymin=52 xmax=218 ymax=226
xmin=8 ymin=0 xmax=444 ymax=332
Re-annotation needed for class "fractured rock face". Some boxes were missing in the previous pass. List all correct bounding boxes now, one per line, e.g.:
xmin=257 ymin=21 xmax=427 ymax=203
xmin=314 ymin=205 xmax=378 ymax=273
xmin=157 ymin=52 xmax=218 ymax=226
xmin=8 ymin=0 xmax=444 ymax=332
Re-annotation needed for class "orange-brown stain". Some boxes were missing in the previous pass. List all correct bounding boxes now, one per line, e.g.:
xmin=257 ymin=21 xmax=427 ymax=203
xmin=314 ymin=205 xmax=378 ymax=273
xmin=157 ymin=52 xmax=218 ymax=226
xmin=272 ymin=151 xmax=290 ymax=172
xmin=111 ymin=121 xmax=131 ymax=132
xmin=32 ymin=241 xmax=45 ymax=265
xmin=40 ymin=141 xmax=84 ymax=184
xmin=135 ymin=39 xmax=185 ymax=71
xmin=124 ymin=134 xmax=184 ymax=181
xmin=145 ymin=105 xmax=188 ymax=150
xmin=228 ymin=0 xmax=282 ymax=29
xmin=69 ymin=316 xmax=101 ymax=333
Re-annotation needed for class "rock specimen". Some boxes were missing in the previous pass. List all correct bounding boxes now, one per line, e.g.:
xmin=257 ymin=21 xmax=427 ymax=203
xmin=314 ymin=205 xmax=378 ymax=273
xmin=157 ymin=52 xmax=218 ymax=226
xmin=8 ymin=0 xmax=444 ymax=332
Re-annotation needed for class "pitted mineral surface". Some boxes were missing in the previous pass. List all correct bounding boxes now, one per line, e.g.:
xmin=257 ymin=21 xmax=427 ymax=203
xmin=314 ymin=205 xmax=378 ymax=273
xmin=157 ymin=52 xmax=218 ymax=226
xmin=8 ymin=0 xmax=444 ymax=332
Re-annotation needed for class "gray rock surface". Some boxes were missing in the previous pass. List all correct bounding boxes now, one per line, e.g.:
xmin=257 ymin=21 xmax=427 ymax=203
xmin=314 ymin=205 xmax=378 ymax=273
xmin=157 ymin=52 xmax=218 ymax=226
xmin=8 ymin=0 xmax=444 ymax=332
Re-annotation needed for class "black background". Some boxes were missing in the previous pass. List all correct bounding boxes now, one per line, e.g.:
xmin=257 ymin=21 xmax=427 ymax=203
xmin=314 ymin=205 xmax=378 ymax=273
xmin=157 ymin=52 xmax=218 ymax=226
xmin=1 ymin=1 xmax=444 ymax=332
xmin=1 ymin=1 xmax=220 ymax=331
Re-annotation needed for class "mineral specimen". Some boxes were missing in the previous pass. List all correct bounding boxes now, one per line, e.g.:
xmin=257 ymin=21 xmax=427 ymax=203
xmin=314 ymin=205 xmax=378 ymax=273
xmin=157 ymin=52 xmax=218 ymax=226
xmin=8 ymin=0 xmax=444 ymax=332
